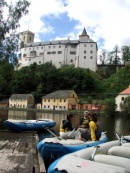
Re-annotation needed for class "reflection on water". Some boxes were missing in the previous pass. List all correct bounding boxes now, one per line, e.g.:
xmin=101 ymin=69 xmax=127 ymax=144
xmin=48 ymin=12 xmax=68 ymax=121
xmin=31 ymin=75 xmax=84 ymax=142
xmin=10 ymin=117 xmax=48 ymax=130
xmin=1 ymin=109 xmax=130 ymax=141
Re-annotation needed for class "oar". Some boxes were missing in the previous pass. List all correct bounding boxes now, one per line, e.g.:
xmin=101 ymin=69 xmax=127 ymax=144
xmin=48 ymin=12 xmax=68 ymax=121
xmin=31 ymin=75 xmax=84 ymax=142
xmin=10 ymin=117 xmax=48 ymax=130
xmin=116 ymin=133 xmax=124 ymax=146
xmin=65 ymin=128 xmax=76 ymax=140
xmin=90 ymin=145 xmax=100 ymax=161
xmin=46 ymin=128 xmax=61 ymax=140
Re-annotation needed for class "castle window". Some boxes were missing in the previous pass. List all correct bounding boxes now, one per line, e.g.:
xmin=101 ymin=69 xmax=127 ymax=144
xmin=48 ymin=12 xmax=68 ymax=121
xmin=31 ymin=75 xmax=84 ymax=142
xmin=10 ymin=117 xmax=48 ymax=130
xmin=57 ymin=51 xmax=62 ymax=54
xmin=71 ymin=45 xmax=76 ymax=48
xmin=70 ymin=51 xmax=76 ymax=55
xmin=30 ymin=50 xmax=36 ymax=56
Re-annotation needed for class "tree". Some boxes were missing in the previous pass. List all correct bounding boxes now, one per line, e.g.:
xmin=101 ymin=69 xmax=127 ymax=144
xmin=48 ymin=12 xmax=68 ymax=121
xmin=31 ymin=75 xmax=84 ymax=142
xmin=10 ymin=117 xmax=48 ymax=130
xmin=0 ymin=0 xmax=30 ymax=65
xmin=121 ymin=46 xmax=130 ymax=65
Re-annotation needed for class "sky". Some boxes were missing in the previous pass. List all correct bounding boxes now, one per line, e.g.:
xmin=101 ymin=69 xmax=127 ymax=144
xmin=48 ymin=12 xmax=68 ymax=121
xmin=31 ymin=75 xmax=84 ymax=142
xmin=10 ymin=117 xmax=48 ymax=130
xmin=9 ymin=0 xmax=130 ymax=54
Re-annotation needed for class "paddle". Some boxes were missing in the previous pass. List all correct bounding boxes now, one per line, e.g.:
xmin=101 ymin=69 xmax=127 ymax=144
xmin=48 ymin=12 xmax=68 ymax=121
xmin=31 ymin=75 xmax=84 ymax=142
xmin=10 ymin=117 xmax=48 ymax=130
xmin=116 ymin=133 xmax=124 ymax=146
xmin=90 ymin=145 xmax=100 ymax=161
xmin=46 ymin=128 xmax=61 ymax=140
xmin=64 ymin=128 xmax=76 ymax=140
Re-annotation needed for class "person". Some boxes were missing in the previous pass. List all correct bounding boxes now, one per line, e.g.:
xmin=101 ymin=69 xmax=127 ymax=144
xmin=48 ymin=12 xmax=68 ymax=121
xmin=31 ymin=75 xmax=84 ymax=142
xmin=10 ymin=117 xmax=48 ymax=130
xmin=79 ymin=111 xmax=90 ymax=129
xmin=79 ymin=113 xmax=102 ymax=141
xmin=59 ymin=113 xmax=80 ymax=139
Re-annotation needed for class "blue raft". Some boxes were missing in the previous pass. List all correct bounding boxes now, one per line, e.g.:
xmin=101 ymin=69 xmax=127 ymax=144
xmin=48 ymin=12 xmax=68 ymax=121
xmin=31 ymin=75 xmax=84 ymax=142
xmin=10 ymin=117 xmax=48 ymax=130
xmin=4 ymin=119 xmax=56 ymax=132
xmin=37 ymin=132 xmax=108 ymax=159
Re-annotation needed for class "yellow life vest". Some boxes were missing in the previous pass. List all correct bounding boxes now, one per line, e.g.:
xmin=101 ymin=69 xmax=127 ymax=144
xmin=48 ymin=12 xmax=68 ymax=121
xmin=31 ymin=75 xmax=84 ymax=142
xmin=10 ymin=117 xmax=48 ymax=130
xmin=59 ymin=119 xmax=69 ymax=132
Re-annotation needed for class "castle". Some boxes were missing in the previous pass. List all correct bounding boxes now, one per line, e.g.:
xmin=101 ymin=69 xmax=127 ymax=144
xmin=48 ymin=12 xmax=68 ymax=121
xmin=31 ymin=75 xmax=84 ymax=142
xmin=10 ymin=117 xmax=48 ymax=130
xmin=17 ymin=28 xmax=98 ymax=71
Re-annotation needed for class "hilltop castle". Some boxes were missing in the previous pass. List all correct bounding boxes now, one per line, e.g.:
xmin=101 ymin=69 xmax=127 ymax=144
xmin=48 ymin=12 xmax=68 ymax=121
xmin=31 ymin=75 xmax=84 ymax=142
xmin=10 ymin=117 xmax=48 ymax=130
xmin=17 ymin=28 xmax=98 ymax=71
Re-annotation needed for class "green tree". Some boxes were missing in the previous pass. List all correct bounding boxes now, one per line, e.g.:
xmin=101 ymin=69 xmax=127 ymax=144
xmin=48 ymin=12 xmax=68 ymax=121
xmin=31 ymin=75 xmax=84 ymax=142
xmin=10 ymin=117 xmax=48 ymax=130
xmin=121 ymin=46 xmax=130 ymax=65
xmin=0 ymin=0 xmax=30 ymax=65
xmin=103 ymin=98 xmax=116 ymax=115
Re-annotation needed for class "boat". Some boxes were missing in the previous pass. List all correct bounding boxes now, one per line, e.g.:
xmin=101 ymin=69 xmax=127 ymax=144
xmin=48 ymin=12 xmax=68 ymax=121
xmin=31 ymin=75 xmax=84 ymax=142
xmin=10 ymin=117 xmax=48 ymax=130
xmin=37 ymin=132 xmax=108 ymax=160
xmin=48 ymin=135 xmax=130 ymax=173
xmin=4 ymin=119 xmax=56 ymax=131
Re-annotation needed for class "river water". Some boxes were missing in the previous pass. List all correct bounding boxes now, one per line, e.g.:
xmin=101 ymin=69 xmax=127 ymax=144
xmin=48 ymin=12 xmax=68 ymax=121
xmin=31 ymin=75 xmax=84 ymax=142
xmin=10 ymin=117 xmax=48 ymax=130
xmin=0 ymin=109 xmax=130 ymax=141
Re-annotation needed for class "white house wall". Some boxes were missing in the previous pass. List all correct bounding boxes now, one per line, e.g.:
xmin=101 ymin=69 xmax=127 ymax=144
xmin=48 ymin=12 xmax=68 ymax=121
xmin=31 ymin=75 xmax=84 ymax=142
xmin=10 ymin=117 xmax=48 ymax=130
xmin=115 ymin=94 xmax=128 ymax=111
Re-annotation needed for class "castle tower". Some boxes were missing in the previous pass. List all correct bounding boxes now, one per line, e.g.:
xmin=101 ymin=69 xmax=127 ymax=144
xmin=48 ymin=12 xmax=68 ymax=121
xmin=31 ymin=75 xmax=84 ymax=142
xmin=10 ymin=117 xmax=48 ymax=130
xmin=20 ymin=30 xmax=35 ymax=44
xmin=79 ymin=28 xmax=90 ymax=40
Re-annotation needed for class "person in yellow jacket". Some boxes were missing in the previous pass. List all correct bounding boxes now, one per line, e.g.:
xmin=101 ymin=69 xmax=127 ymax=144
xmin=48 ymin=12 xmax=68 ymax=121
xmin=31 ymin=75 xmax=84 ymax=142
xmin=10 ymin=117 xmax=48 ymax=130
xmin=59 ymin=114 xmax=80 ymax=139
xmin=79 ymin=113 xmax=102 ymax=141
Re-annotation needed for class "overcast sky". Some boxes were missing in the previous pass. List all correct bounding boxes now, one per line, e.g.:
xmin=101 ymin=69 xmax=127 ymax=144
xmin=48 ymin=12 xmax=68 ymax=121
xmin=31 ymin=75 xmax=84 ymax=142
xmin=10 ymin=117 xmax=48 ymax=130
xmin=17 ymin=0 xmax=130 ymax=53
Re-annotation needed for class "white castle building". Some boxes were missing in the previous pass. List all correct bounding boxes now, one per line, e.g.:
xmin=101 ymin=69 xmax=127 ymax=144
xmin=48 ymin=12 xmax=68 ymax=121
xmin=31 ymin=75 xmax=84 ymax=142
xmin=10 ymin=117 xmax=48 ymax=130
xmin=17 ymin=28 xmax=98 ymax=71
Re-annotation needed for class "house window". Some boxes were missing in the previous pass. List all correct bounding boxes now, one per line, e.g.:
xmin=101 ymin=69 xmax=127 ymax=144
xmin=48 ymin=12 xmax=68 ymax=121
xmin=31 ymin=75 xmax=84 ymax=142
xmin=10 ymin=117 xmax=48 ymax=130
xmin=84 ymin=51 xmax=86 ymax=54
xmin=70 ymin=59 xmax=73 ymax=63
xmin=121 ymin=97 xmax=124 ymax=101
xmin=29 ymin=59 xmax=31 ymax=61
xmin=64 ymin=99 xmax=66 ymax=102
xmin=49 ymin=46 xmax=51 ymax=48
xmin=48 ymin=99 xmax=50 ymax=102
xmin=39 ymin=61 xmax=41 ymax=64
xmin=41 ymin=47 xmax=43 ymax=49
xmin=65 ymin=45 xmax=67 ymax=48
xmin=90 ymin=44 xmax=93 ymax=47
xmin=52 ymin=51 xmax=56 ymax=54
xmin=23 ymin=54 xmax=26 ymax=57
xmin=90 ymin=56 xmax=93 ymax=59
xmin=39 ymin=52 xmax=43 ymax=55
xmin=44 ymin=105 xmax=46 ymax=108
xmin=90 ymin=50 xmax=93 ymax=54
xmin=54 ymin=99 xmax=55 ymax=102
xmin=48 ymin=106 xmax=50 ymax=108
xmin=84 ymin=56 xmax=86 ymax=59
xmin=53 ymin=46 xmax=55 ymax=48
xmin=84 ymin=44 xmax=86 ymax=47
xmin=44 ymin=99 xmax=46 ymax=102
xmin=59 ymin=45 xmax=61 ymax=48
xmin=60 ymin=99 xmax=62 ymax=102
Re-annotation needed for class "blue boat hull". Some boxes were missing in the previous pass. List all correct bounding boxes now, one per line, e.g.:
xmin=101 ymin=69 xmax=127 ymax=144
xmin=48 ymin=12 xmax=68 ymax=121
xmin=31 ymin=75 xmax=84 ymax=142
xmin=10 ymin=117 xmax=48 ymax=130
xmin=4 ymin=119 xmax=56 ymax=131
xmin=37 ymin=133 xmax=108 ymax=159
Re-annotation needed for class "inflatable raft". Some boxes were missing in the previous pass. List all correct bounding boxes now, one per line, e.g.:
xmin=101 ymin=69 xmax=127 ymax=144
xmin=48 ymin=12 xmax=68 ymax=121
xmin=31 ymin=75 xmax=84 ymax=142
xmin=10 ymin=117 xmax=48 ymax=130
xmin=48 ymin=135 xmax=130 ymax=173
xmin=37 ymin=132 xmax=108 ymax=159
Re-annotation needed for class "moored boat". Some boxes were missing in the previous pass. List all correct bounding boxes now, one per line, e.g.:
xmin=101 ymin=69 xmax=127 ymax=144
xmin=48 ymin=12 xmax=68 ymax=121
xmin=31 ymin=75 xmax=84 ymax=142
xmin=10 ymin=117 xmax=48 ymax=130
xmin=4 ymin=119 xmax=56 ymax=132
xmin=48 ymin=135 xmax=130 ymax=173
xmin=37 ymin=132 xmax=108 ymax=160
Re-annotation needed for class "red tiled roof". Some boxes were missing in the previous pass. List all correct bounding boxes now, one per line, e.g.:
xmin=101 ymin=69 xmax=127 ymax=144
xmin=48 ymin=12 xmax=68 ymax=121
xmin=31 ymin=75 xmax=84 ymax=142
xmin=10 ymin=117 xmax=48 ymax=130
xmin=120 ymin=86 xmax=130 ymax=95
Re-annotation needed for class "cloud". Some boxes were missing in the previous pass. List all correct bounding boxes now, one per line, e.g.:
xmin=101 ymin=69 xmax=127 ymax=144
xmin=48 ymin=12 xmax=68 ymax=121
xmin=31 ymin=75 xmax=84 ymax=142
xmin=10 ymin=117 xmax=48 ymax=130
xmin=16 ymin=0 xmax=130 ymax=52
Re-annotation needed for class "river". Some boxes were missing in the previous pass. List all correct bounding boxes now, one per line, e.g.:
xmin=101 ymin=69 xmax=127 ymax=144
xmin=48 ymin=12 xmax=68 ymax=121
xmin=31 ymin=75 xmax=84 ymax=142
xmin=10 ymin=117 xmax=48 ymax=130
xmin=0 ymin=109 xmax=130 ymax=141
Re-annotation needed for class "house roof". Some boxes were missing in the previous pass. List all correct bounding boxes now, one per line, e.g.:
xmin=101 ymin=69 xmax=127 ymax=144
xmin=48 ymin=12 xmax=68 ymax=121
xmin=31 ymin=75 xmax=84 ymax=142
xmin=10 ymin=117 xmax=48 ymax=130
xmin=120 ymin=86 xmax=130 ymax=95
xmin=10 ymin=94 xmax=34 ymax=99
xmin=42 ymin=90 xmax=74 ymax=99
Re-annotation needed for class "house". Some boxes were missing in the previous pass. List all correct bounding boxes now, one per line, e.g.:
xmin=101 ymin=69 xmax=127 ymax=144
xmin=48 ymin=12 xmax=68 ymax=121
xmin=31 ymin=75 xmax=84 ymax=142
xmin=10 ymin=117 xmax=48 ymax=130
xmin=115 ymin=86 xmax=130 ymax=111
xmin=42 ymin=90 xmax=79 ymax=110
xmin=9 ymin=94 xmax=34 ymax=108
xmin=0 ymin=99 xmax=9 ymax=108
xmin=17 ymin=28 xmax=98 ymax=72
